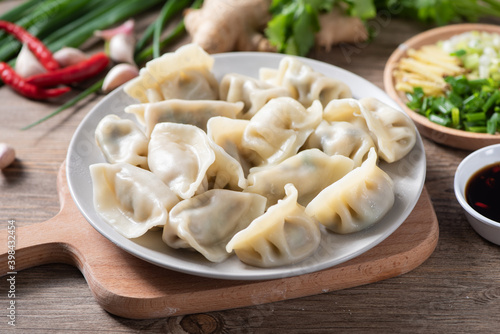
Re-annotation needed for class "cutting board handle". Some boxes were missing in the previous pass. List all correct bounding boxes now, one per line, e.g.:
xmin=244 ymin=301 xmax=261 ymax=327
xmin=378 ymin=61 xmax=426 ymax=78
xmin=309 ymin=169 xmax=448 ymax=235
xmin=0 ymin=163 xmax=84 ymax=273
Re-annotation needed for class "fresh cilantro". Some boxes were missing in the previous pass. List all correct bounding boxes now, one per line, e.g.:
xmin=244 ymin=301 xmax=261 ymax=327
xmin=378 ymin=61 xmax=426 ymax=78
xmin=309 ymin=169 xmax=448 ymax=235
xmin=265 ymin=0 xmax=500 ymax=57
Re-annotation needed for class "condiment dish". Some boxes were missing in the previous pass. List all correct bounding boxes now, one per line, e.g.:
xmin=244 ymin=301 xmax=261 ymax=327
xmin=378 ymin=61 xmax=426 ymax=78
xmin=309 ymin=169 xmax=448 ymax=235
xmin=384 ymin=23 xmax=500 ymax=151
xmin=454 ymin=143 xmax=500 ymax=245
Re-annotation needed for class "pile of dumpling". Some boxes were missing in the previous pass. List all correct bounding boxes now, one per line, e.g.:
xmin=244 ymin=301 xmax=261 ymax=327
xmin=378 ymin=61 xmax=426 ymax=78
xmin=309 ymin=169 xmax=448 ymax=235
xmin=90 ymin=44 xmax=417 ymax=268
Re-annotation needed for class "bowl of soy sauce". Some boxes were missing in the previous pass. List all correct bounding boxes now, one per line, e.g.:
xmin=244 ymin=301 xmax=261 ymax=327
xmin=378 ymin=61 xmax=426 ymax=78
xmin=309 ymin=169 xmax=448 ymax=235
xmin=455 ymin=144 xmax=500 ymax=245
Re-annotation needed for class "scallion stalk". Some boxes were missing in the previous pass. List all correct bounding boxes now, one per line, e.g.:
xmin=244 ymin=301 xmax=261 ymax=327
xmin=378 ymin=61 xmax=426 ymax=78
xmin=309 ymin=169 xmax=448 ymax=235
xmin=0 ymin=0 xmax=43 ymax=22
xmin=21 ymin=78 xmax=104 ymax=131
xmin=20 ymin=0 xmax=199 ymax=130
xmin=135 ymin=0 xmax=203 ymax=64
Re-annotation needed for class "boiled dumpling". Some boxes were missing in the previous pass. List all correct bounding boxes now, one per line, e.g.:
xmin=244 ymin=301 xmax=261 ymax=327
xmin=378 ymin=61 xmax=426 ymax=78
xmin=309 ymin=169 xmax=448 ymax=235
xmin=245 ymin=149 xmax=354 ymax=207
xmin=206 ymin=116 xmax=256 ymax=176
xmin=305 ymin=148 xmax=395 ymax=234
xmin=242 ymin=97 xmax=322 ymax=166
xmin=206 ymin=138 xmax=248 ymax=191
xmin=163 ymin=189 xmax=267 ymax=262
xmin=259 ymin=56 xmax=352 ymax=108
xmin=322 ymin=98 xmax=368 ymax=129
xmin=125 ymin=99 xmax=244 ymax=136
xmin=148 ymin=123 xmax=215 ymax=199
xmin=219 ymin=72 xmax=291 ymax=119
xmin=323 ymin=98 xmax=417 ymax=163
xmin=124 ymin=43 xmax=219 ymax=103
xmin=89 ymin=162 xmax=179 ymax=238
xmin=148 ymin=122 xmax=247 ymax=199
xmin=95 ymin=114 xmax=149 ymax=169
xmin=359 ymin=97 xmax=416 ymax=163
xmin=304 ymin=120 xmax=375 ymax=167
xmin=227 ymin=184 xmax=321 ymax=268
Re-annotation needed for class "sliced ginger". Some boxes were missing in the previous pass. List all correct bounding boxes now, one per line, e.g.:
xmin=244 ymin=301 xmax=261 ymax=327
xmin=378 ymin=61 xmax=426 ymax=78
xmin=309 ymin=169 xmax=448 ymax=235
xmin=394 ymin=44 xmax=465 ymax=96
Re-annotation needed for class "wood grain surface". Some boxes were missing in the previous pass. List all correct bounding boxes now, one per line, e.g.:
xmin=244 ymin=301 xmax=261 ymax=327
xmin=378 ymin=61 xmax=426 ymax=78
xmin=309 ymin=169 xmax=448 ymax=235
xmin=1 ymin=1 xmax=500 ymax=332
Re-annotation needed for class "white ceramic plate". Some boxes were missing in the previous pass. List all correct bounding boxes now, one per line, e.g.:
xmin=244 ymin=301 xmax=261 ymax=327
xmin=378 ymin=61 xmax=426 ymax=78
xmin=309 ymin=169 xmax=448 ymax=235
xmin=66 ymin=52 xmax=426 ymax=280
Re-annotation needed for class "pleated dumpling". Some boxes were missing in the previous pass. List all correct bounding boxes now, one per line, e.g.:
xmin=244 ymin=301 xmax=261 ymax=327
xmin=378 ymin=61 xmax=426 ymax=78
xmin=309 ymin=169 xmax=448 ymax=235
xmin=125 ymin=99 xmax=244 ymax=136
xmin=305 ymin=148 xmax=395 ymax=234
xmin=148 ymin=123 xmax=215 ymax=199
xmin=322 ymin=98 xmax=368 ymax=129
xmin=219 ymin=73 xmax=291 ymax=119
xmin=245 ymin=149 xmax=354 ymax=207
xmin=89 ymin=162 xmax=179 ymax=238
xmin=259 ymin=56 xmax=352 ymax=108
xmin=206 ymin=117 xmax=256 ymax=176
xmin=359 ymin=97 xmax=416 ymax=163
xmin=206 ymin=138 xmax=248 ymax=191
xmin=95 ymin=115 xmax=149 ymax=169
xmin=323 ymin=98 xmax=417 ymax=163
xmin=242 ymin=97 xmax=322 ymax=166
xmin=226 ymin=184 xmax=321 ymax=268
xmin=163 ymin=189 xmax=267 ymax=262
xmin=305 ymin=120 xmax=375 ymax=167
xmin=124 ymin=43 xmax=219 ymax=103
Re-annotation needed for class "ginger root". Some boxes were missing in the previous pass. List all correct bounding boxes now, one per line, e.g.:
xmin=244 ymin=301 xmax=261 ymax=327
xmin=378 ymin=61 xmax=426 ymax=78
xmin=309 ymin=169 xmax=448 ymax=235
xmin=184 ymin=0 xmax=275 ymax=54
xmin=315 ymin=8 xmax=369 ymax=52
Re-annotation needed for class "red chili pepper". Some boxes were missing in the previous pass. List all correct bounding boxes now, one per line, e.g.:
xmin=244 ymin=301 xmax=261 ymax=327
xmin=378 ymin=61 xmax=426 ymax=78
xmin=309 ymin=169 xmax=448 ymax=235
xmin=0 ymin=62 xmax=70 ymax=99
xmin=26 ymin=52 xmax=109 ymax=87
xmin=0 ymin=20 xmax=59 ymax=71
xmin=475 ymin=202 xmax=489 ymax=209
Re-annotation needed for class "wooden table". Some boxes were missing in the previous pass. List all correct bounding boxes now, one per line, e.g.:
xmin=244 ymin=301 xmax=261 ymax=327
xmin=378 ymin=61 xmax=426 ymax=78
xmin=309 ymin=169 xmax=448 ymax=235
xmin=1 ymin=2 xmax=500 ymax=332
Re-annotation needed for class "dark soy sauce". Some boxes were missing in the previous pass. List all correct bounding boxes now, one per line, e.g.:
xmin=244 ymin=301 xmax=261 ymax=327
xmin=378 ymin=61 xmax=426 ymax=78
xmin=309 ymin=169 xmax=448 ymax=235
xmin=465 ymin=162 xmax=500 ymax=222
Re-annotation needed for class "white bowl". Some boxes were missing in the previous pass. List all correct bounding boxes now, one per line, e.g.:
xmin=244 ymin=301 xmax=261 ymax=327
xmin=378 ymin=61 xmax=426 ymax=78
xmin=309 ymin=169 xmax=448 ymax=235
xmin=454 ymin=144 xmax=500 ymax=245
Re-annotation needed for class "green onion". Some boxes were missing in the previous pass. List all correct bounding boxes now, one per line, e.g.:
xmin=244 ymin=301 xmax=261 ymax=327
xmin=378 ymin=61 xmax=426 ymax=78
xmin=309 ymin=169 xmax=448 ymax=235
xmin=406 ymin=74 xmax=500 ymax=134
xmin=483 ymin=90 xmax=500 ymax=112
xmin=487 ymin=113 xmax=500 ymax=134
xmin=21 ymin=79 xmax=104 ymax=131
xmin=0 ymin=0 xmax=43 ymax=22
xmin=429 ymin=114 xmax=451 ymax=127
xmin=135 ymin=0 xmax=203 ymax=64
xmin=465 ymin=123 xmax=487 ymax=133
xmin=450 ymin=49 xmax=466 ymax=57
xmin=153 ymin=0 xmax=192 ymax=59
xmin=46 ymin=0 xmax=165 ymax=52
xmin=19 ymin=0 xmax=199 ymax=130
xmin=451 ymin=107 xmax=461 ymax=128
xmin=464 ymin=112 xmax=486 ymax=122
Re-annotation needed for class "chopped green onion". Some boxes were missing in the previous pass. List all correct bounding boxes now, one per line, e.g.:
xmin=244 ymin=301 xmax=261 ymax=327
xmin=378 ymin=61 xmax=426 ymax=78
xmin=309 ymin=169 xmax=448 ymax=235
xmin=464 ymin=112 xmax=486 ymax=122
xmin=450 ymin=49 xmax=466 ymax=57
xmin=483 ymin=90 xmax=500 ymax=112
xmin=429 ymin=114 xmax=451 ymax=127
xmin=407 ymin=74 xmax=500 ymax=134
xmin=451 ymin=107 xmax=461 ymax=128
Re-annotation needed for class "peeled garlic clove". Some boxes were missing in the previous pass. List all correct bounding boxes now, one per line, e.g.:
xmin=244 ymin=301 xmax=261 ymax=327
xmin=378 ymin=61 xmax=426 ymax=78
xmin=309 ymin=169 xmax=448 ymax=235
xmin=15 ymin=43 xmax=46 ymax=78
xmin=53 ymin=47 xmax=88 ymax=67
xmin=102 ymin=63 xmax=139 ymax=93
xmin=109 ymin=33 xmax=135 ymax=64
xmin=0 ymin=143 xmax=15 ymax=170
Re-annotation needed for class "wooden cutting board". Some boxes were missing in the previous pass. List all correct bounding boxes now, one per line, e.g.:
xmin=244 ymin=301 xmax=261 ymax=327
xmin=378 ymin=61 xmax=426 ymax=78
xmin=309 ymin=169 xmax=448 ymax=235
xmin=0 ymin=163 xmax=439 ymax=319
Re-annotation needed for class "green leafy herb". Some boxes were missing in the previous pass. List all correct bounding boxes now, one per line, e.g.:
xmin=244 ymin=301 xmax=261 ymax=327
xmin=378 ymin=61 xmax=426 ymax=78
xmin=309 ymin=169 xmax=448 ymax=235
xmin=267 ymin=0 xmax=500 ymax=57
xmin=406 ymin=75 xmax=500 ymax=134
